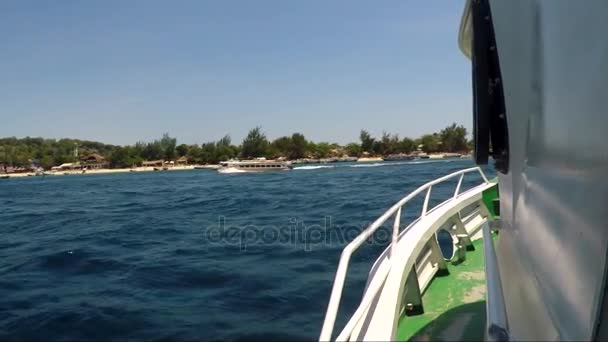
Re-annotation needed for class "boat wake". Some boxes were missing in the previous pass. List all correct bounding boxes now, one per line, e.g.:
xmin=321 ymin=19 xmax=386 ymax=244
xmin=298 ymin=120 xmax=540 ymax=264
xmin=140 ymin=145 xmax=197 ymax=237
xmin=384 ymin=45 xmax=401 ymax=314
xmin=350 ymin=162 xmax=407 ymax=168
xmin=293 ymin=165 xmax=335 ymax=170
xmin=293 ymin=159 xmax=459 ymax=171
xmin=217 ymin=167 xmax=248 ymax=174
xmin=409 ymin=159 xmax=454 ymax=165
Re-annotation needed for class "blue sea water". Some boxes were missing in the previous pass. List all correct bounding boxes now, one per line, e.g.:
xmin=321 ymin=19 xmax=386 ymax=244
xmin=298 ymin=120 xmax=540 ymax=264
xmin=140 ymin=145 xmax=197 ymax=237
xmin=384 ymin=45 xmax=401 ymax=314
xmin=0 ymin=159 xmax=494 ymax=341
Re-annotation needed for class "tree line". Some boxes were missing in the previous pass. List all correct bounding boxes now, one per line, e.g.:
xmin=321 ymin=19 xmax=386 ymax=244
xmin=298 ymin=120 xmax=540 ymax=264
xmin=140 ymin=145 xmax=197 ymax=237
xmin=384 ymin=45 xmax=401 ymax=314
xmin=0 ymin=123 xmax=471 ymax=169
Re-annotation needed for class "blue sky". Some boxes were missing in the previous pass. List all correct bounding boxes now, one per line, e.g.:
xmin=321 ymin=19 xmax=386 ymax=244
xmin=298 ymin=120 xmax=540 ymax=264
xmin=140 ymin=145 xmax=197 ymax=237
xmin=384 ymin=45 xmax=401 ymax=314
xmin=0 ymin=0 xmax=471 ymax=145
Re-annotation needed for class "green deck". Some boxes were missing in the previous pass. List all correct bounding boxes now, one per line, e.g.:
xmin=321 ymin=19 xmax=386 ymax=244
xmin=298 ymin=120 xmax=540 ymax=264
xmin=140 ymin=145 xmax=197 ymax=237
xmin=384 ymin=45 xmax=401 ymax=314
xmin=396 ymin=238 xmax=487 ymax=341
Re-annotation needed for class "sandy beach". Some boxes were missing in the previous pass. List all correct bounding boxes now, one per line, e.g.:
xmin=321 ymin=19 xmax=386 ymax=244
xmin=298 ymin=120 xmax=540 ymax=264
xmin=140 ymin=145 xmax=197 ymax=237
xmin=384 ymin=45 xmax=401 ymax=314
xmin=0 ymin=165 xmax=220 ymax=179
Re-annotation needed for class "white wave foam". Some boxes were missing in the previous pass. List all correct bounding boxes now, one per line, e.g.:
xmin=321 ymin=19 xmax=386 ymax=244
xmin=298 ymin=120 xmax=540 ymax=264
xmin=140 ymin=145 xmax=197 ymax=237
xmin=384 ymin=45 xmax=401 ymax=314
xmin=349 ymin=163 xmax=385 ymax=168
xmin=294 ymin=165 xmax=335 ymax=170
xmin=217 ymin=167 xmax=248 ymax=174
xmin=348 ymin=161 xmax=412 ymax=168
xmin=295 ymin=158 xmax=460 ymax=170
xmin=409 ymin=159 xmax=455 ymax=165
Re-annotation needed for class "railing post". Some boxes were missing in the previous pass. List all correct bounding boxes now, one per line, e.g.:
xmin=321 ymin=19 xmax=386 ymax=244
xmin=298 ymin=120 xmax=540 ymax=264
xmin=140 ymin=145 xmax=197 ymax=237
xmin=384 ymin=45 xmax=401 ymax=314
xmin=452 ymin=215 xmax=471 ymax=249
xmin=454 ymin=173 xmax=464 ymax=198
xmin=391 ymin=207 xmax=402 ymax=258
xmin=421 ymin=186 xmax=432 ymax=216
xmin=477 ymin=167 xmax=490 ymax=183
xmin=402 ymin=266 xmax=424 ymax=316
xmin=429 ymin=236 xmax=448 ymax=273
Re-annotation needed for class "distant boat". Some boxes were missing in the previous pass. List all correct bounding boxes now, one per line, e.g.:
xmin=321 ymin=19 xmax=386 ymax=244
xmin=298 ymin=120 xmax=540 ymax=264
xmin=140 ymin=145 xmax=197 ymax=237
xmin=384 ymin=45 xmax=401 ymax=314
xmin=356 ymin=157 xmax=383 ymax=162
xmin=218 ymin=159 xmax=292 ymax=173
xmin=410 ymin=150 xmax=430 ymax=159
xmin=383 ymin=154 xmax=414 ymax=161
xmin=194 ymin=165 xmax=220 ymax=170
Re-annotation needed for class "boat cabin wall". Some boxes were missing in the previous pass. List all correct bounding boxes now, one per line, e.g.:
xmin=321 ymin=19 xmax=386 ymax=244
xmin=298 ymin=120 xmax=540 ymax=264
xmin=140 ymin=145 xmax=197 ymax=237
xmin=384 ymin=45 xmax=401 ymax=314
xmin=489 ymin=1 xmax=608 ymax=340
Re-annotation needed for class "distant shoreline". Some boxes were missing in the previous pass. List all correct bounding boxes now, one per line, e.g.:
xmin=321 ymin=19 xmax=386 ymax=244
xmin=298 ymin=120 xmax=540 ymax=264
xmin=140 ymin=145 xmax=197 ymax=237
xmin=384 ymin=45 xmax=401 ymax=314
xmin=1 ymin=155 xmax=472 ymax=179
xmin=0 ymin=165 xmax=219 ymax=179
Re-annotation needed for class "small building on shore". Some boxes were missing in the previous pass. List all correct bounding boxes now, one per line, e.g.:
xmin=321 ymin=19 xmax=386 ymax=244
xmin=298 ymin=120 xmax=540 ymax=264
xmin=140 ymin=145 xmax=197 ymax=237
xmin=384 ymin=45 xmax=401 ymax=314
xmin=176 ymin=156 xmax=188 ymax=166
xmin=80 ymin=154 xmax=109 ymax=169
xmin=142 ymin=160 xmax=164 ymax=167
xmin=51 ymin=162 xmax=81 ymax=171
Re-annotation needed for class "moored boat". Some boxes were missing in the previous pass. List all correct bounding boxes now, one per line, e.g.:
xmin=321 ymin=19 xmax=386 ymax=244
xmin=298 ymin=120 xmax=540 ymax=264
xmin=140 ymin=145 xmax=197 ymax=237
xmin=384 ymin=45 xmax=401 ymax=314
xmin=383 ymin=153 xmax=414 ymax=161
xmin=356 ymin=157 xmax=383 ymax=162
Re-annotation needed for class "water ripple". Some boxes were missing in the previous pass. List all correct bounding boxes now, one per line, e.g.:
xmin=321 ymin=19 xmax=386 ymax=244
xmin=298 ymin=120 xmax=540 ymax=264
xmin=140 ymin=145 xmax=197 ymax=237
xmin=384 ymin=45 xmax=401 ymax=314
xmin=0 ymin=159 xmax=491 ymax=340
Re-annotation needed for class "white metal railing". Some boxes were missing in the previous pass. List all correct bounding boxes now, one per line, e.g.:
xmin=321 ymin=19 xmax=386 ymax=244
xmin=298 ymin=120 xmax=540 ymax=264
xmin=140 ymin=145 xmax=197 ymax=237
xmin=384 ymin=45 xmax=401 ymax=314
xmin=319 ymin=166 xmax=489 ymax=341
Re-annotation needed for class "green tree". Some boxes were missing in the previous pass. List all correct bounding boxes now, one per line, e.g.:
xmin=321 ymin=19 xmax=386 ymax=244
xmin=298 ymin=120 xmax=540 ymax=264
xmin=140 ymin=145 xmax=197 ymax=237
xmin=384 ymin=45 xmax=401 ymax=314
xmin=160 ymin=133 xmax=177 ymax=160
xmin=374 ymin=131 xmax=400 ymax=155
xmin=40 ymin=155 xmax=54 ymax=169
xmin=359 ymin=130 xmax=375 ymax=153
xmin=216 ymin=135 xmax=237 ymax=162
xmin=345 ymin=143 xmax=361 ymax=157
xmin=176 ymin=144 xmax=189 ymax=157
xmin=241 ymin=127 xmax=269 ymax=158
xmin=200 ymin=142 xmax=216 ymax=163
xmin=399 ymin=137 xmax=415 ymax=154
xmin=310 ymin=142 xmax=331 ymax=158
xmin=439 ymin=123 xmax=468 ymax=152
xmin=419 ymin=134 xmax=441 ymax=153
xmin=217 ymin=134 xmax=232 ymax=147
xmin=141 ymin=140 xmax=163 ymax=160
xmin=186 ymin=145 xmax=203 ymax=163
xmin=270 ymin=136 xmax=292 ymax=158
xmin=289 ymin=133 xmax=308 ymax=159
xmin=109 ymin=146 xmax=131 ymax=168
